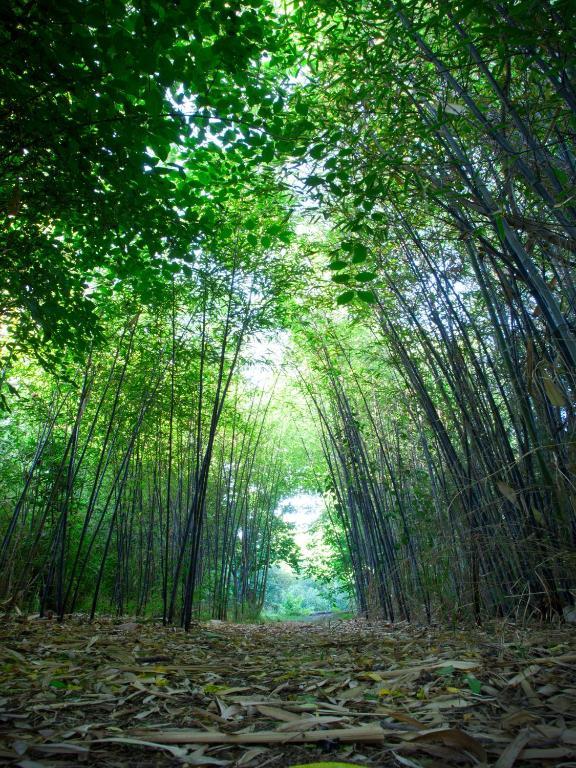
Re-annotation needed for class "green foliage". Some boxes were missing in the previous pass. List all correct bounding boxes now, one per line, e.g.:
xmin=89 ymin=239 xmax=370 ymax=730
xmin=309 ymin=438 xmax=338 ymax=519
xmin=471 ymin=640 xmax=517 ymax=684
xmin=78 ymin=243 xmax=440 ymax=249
xmin=269 ymin=519 xmax=301 ymax=573
xmin=264 ymin=565 xmax=349 ymax=619
xmin=1 ymin=0 xmax=290 ymax=367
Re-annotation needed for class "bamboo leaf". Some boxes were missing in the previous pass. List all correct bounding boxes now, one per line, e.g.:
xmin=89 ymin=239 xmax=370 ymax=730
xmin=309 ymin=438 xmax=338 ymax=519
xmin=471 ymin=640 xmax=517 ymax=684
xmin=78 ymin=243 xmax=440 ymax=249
xmin=497 ymin=482 xmax=517 ymax=505
xmin=542 ymin=374 xmax=565 ymax=407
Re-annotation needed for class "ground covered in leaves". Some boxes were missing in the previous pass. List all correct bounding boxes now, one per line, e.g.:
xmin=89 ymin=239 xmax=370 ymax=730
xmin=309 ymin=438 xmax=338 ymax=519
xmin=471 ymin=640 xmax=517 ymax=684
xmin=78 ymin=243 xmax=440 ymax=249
xmin=0 ymin=616 xmax=575 ymax=768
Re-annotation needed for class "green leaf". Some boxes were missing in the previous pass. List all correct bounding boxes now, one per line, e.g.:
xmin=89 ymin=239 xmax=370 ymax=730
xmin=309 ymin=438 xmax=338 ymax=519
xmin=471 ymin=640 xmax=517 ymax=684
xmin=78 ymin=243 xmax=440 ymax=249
xmin=464 ymin=674 xmax=482 ymax=695
xmin=357 ymin=290 xmax=377 ymax=304
xmin=49 ymin=680 xmax=67 ymax=689
xmin=494 ymin=215 xmax=506 ymax=242
xmin=437 ymin=665 xmax=455 ymax=677
xmin=355 ymin=271 xmax=377 ymax=282
xmin=332 ymin=273 xmax=351 ymax=284
xmin=356 ymin=291 xmax=377 ymax=304
xmin=261 ymin=143 xmax=275 ymax=163
xmin=336 ymin=290 xmax=356 ymax=305
xmin=328 ymin=259 xmax=348 ymax=270
xmin=155 ymin=143 xmax=170 ymax=163
xmin=351 ymin=243 xmax=369 ymax=263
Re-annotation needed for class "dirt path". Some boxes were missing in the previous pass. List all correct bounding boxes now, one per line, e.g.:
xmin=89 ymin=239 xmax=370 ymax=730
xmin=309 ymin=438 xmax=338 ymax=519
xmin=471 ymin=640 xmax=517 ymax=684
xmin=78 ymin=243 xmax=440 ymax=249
xmin=0 ymin=615 xmax=575 ymax=767
xmin=285 ymin=611 xmax=345 ymax=623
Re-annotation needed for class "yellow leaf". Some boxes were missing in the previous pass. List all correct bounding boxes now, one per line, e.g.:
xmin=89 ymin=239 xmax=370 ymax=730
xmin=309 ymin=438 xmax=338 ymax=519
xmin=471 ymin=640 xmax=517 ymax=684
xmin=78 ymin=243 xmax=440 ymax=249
xmin=203 ymin=683 xmax=227 ymax=694
xmin=154 ymin=677 xmax=168 ymax=686
xmin=358 ymin=671 xmax=382 ymax=682
xmin=446 ymin=686 xmax=460 ymax=693
xmin=276 ymin=671 xmax=298 ymax=682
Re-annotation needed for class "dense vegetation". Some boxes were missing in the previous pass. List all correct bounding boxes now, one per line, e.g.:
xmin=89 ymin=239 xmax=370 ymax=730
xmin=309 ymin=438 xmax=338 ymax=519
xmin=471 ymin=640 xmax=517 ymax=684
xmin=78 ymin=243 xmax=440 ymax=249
xmin=1 ymin=0 xmax=575 ymax=628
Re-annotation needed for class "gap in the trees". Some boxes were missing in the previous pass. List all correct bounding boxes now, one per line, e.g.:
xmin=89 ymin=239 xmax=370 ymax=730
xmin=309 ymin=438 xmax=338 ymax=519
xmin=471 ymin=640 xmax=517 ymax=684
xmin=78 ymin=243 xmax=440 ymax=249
xmin=264 ymin=493 xmax=353 ymax=621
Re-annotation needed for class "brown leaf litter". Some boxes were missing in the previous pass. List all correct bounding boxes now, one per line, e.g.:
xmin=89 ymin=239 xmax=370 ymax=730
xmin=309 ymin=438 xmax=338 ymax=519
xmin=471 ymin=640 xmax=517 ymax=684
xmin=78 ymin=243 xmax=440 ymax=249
xmin=0 ymin=615 xmax=575 ymax=767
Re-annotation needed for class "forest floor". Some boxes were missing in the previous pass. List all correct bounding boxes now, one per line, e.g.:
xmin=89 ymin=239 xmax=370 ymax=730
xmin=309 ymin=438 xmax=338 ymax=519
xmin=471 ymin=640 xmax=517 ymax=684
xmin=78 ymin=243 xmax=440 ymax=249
xmin=0 ymin=616 xmax=575 ymax=768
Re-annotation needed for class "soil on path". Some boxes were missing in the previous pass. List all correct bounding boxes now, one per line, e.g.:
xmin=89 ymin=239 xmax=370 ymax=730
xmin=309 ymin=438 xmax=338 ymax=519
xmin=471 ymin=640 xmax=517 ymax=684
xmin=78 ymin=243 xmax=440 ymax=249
xmin=283 ymin=611 xmax=347 ymax=623
xmin=0 ymin=615 xmax=575 ymax=767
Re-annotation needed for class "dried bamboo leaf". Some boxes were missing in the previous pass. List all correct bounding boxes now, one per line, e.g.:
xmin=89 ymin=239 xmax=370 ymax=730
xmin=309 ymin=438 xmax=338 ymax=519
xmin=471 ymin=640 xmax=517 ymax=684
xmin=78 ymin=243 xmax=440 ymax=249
xmin=134 ymin=724 xmax=396 ymax=744
xmin=494 ymin=729 xmax=532 ymax=768
xmin=32 ymin=743 xmax=90 ymax=754
xmin=274 ymin=716 xmax=348 ymax=732
xmin=542 ymin=373 xmax=565 ymax=407
xmin=496 ymin=482 xmax=517 ymax=505
xmin=403 ymin=727 xmax=487 ymax=762
xmin=255 ymin=704 xmax=301 ymax=722
xmin=236 ymin=747 xmax=269 ymax=765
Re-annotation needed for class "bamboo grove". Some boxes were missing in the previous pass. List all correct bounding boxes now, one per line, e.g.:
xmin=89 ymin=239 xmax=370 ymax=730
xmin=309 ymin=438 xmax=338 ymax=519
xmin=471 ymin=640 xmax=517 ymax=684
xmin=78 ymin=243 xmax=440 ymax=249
xmin=0 ymin=199 xmax=303 ymax=627
xmin=292 ymin=0 xmax=576 ymax=622
xmin=1 ymin=0 xmax=576 ymax=625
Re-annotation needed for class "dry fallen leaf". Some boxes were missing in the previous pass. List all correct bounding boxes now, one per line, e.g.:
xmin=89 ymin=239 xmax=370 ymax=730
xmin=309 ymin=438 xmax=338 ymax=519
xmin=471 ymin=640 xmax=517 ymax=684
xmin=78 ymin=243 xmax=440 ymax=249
xmin=0 ymin=616 xmax=574 ymax=767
